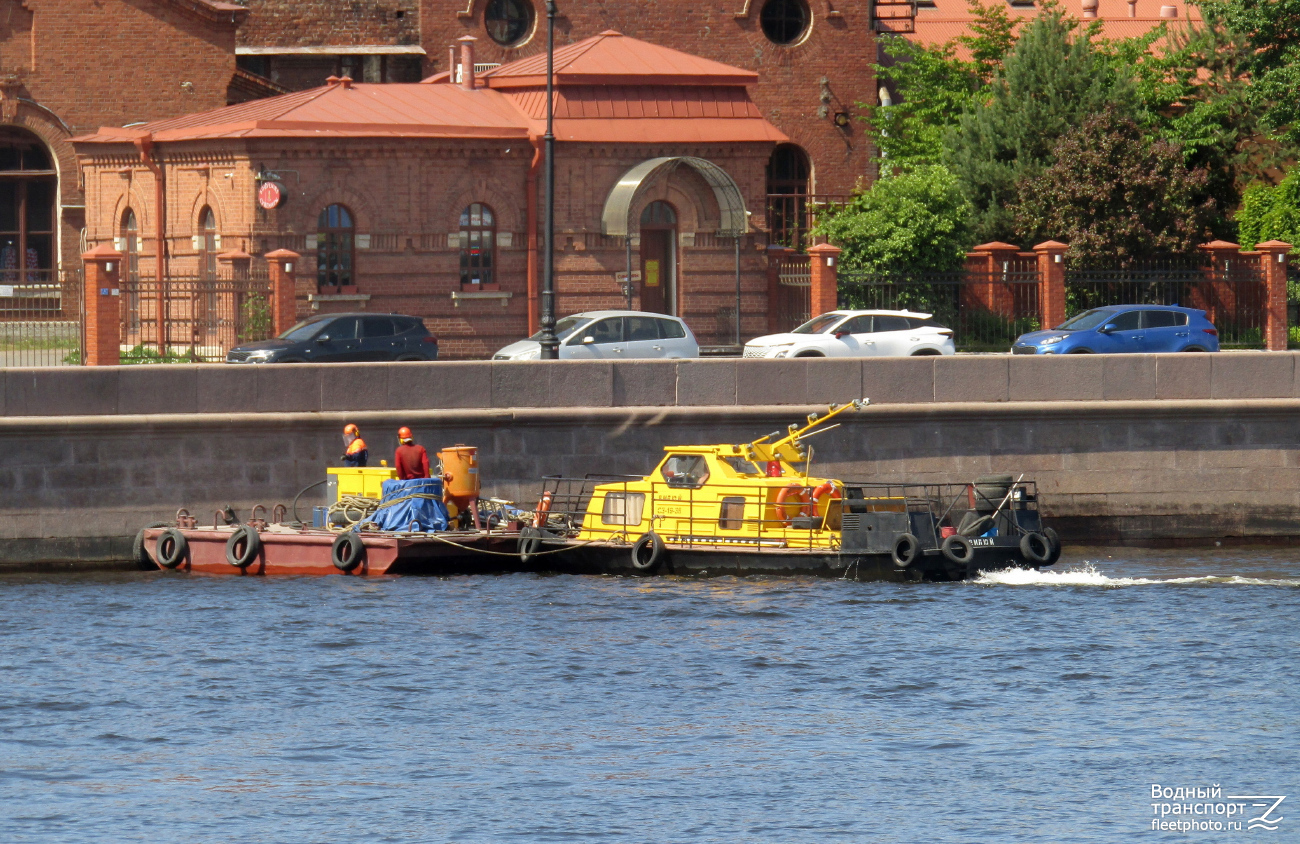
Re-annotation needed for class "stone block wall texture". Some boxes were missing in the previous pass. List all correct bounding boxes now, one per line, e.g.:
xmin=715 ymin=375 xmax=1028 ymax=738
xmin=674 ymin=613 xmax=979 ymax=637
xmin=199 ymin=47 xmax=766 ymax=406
xmin=6 ymin=354 xmax=1300 ymax=566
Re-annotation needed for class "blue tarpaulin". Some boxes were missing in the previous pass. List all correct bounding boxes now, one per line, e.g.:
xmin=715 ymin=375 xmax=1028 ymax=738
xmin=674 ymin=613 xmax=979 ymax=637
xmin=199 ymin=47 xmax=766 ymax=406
xmin=369 ymin=478 xmax=450 ymax=532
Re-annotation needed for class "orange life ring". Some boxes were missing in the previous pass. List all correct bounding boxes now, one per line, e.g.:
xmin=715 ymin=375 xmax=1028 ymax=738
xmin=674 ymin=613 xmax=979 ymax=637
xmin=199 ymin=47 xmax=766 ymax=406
xmin=811 ymin=482 xmax=842 ymax=508
xmin=534 ymin=490 xmax=553 ymax=528
xmin=775 ymin=483 xmax=812 ymax=526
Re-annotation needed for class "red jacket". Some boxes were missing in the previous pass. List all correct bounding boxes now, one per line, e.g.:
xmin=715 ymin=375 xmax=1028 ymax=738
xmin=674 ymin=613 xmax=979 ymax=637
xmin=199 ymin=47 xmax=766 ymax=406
xmin=394 ymin=443 xmax=431 ymax=480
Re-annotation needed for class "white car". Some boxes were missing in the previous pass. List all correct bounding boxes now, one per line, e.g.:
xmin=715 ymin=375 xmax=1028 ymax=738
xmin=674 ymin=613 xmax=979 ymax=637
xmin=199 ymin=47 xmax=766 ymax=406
xmin=744 ymin=310 xmax=955 ymax=358
xmin=492 ymin=310 xmax=700 ymax=360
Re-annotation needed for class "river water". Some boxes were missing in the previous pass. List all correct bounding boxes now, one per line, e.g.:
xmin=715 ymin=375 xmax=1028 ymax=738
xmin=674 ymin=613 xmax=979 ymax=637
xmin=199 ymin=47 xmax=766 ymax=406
xmin=2 ymin=548 xmax=1297 ymax=843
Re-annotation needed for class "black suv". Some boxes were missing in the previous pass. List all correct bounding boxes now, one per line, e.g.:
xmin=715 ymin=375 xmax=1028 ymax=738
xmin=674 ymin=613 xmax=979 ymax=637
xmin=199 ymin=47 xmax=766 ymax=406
xmin=226 ymin=313 xmax=439 ymax=363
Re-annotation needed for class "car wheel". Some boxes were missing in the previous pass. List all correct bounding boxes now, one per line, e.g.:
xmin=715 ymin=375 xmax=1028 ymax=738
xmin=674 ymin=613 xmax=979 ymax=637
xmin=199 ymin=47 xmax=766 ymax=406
xmin=395 ymin=355 xmax=425 ymax=362
xmin=910 ymin=349 xmax=941 ymax=356
xmin=279 ymin=357 xmax=306 ymax=363
xmin=794 ymin=351 xmax=824 ymax=358
xmin=1182 ymin=346 xmax=1206 ymax=352
xmin=1067 ymin=349 xmax=1094 ymax=354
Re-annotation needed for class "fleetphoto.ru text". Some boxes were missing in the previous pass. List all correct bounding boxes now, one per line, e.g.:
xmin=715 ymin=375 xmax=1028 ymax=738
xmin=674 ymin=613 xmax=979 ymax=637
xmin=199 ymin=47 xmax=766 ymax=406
xmin=1151 ymin=785 xmax=1286 ymax=833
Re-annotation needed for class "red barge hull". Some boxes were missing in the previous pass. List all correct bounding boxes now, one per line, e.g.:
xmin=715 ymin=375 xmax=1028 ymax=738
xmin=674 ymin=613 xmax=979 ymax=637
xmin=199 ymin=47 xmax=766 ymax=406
xmin=141 ymin=526 xmax=524 ymax=577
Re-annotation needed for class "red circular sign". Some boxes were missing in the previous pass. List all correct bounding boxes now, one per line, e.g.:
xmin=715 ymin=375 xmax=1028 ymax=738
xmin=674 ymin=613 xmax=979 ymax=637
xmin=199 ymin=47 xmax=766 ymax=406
xmin=257 ymin=181 xmax=283 ymax=210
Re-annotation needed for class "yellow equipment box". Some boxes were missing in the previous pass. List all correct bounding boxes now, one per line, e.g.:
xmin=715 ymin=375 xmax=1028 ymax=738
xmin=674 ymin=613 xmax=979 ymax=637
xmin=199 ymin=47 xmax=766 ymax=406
xmin=327 ymin=467 xmax=398 ymax=502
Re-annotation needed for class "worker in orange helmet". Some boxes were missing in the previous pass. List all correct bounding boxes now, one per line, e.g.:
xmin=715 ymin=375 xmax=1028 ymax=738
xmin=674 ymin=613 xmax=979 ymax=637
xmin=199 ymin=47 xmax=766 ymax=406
xmin=341 ymin=423 xmax=368 ymax=467
xmin=394 ymin=425 xmax=431 ymax=480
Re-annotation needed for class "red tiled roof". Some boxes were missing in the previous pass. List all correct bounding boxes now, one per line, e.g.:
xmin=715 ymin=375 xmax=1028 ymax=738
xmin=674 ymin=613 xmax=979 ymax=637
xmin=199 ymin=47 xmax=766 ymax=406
xmin=73 ymin=32 xmax=784 ymax=147
xmin=904 ymin=0 xmax=1201 ymax=58
xmin=481 ymin=30 xmax=758 ymax=88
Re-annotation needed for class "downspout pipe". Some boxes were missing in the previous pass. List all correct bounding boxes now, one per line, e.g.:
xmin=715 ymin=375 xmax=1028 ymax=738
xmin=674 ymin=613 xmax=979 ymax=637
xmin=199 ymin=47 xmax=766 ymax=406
xmin=134 ymin=134 xmax=167 ymax=351
xmin=527 ymin=137 xmax=542 ymax=335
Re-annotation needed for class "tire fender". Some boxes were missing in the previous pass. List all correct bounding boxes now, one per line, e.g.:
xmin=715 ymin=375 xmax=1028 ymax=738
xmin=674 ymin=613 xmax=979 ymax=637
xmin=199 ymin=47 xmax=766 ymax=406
xmin=630 ymin=531 xmax=665 ymax=572
xmin=331 ymin=532 xmax=366 ymax=572
xmin=940 ymin=534 xmax=974 ymax=564
xmin=134 ymin=522 xmax=168 ymax=567
xmin=891 ymin=532 xmax=920 ymax=569
xmin=1020 ymin=531 xmax=1051 ymax=564
xmin=1042 ymin=527 xmax=1062 ymax=565
xmin=225 ymin=525 xmax=262 ymax=569
xmin=518 ymin=527 xmax=543 ymax=564
xmin=155 ymin=528 xmax=189 ymax=569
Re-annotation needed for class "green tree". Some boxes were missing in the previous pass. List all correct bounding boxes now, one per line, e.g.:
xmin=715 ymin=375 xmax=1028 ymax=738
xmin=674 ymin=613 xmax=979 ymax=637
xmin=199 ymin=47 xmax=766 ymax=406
xmin=1236 ymin=170 xmax=1300 ymax=249
xmin=862 ymin=2 xmax=1019 ymax=171
xmin=944 ymin=10 xmax=1136 ymax=243
xmin=1196 ymin=0 xmax=1300 ymax=143
xmin=813 ymin=165 xmax=974 ymax=274
xmin=1012 ymin=109 xmax=1215 ymax=266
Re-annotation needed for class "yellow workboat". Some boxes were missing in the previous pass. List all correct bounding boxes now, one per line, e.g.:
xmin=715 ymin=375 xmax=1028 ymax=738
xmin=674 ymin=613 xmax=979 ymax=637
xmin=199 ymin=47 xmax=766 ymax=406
xmin=523 ymin=400 xmax=1060 ymax=581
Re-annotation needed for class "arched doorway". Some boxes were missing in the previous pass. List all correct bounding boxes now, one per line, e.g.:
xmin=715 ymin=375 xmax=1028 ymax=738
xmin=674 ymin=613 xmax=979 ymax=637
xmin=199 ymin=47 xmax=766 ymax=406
xmin=766 ymin=143 xmax=810 ymax=249
xmin=0 ymin=128 xmax=56 ymax=284
xmin=639 ymin=200 xmax=677 ymax=315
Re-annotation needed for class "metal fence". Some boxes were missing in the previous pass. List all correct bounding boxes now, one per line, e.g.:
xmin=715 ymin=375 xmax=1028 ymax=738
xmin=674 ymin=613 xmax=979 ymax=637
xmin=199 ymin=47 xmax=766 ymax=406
xmin=122 ymin=269 xmax=274 ymax=362
xmin=773 ymin=255 xmax=812 ymax=333
xmin=0 ymin=270 xmax=83 ymax=367
xmin=838 ymin=269 xmax=1041 ymax=352
xmin=1065 ymin=256 xmax=1266 ymax=348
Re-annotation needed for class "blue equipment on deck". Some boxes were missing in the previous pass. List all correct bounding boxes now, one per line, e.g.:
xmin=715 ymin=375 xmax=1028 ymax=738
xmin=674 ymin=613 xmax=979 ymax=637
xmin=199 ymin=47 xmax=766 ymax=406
xmin=369 ymin=478 xmax=450 ymax=533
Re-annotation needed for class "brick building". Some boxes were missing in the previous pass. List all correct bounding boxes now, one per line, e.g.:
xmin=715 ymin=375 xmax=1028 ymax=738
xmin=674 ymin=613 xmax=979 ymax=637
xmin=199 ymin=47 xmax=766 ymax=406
xmin=73 ymin=32 xmax=788 ymax=359
xmin=235 ymin=0 xmax=878 ymax=243
xmin=0 ymin=0 xmax=250 ymax=283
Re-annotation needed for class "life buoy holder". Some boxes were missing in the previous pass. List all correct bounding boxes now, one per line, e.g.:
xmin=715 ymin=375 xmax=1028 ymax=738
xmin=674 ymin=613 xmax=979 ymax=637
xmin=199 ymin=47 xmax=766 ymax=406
xmin=225 ymin=525 xmax=262 ymax=569
xmin=775 ymin=483 xmax=812 ymax=526
xmin=534 ymin=490 xmax=553 ymax=529
xmin=331 ymin=532 xmax=365 ymax=572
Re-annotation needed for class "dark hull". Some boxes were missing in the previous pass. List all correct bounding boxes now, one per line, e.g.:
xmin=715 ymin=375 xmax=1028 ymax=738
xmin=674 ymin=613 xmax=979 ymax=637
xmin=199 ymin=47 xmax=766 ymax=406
xmin=537 ymin=540 xmax=1048 ymax=582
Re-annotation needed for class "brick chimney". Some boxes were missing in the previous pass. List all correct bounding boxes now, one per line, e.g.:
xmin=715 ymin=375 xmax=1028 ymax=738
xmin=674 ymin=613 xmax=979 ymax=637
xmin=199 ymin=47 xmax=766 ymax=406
xmin=1082 ymin=0 xmax=1098 ymax=17
xmin=459 ymin=35 xmax=477 ymax=91
xmin=1127 ymin=0 xmax=1137 ymax=16
xmin=1160 ymin=4 xmax=1178 ymax=16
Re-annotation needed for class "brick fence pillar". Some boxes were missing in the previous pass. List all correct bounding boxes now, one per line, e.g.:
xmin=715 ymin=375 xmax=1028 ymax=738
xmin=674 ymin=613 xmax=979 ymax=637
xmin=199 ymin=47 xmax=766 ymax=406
xmin=806 ymin=242 xmax=841 ymax=317
xmin=265 ymin=249 xmax=301 ymax=336
xmin=766 ymin=244 xmax=795 ymax=333
xmin=1255 ymin=240 xmax=1293 ymax=351
xmin=1199 ymin=239 xmax=1241 ymax=328
xmin=1033 ymin=240 xmax=1068 ymax=330
xmin=965 ymin=241 xmax=1021 ymax=316
xmin=217 ymin=249 xmax=252 ymax=280
xmin=82 ymin=243 xmax=123 ymax=366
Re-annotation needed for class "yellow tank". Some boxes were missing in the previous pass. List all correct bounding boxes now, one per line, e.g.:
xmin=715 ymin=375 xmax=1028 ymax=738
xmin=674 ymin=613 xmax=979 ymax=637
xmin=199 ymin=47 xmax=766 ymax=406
xmin=438 ymin=445 xmax=481 ymax=505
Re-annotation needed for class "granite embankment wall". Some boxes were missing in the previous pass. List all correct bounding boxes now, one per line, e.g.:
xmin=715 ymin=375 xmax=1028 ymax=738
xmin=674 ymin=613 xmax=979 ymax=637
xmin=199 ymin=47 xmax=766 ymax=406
xmin=5 ymin=353 xmax=1300 ymax=568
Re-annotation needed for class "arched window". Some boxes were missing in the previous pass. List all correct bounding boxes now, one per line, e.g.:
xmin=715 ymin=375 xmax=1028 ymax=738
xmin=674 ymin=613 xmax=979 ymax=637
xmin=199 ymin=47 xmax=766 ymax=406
xmin=766 ymin=144 xmax=812 ymax=249
xmin=317 ymin=204 xmax=354 ymax=290
xmin=459 ymin=203 xmax=495 ymax=288
xmin=485 ymin=0 xmax=534 ymax=46
xmin=760 ymin=0 xmax=811 ymax=45
xmin=198 ymin=207 xmax=217 ymax=280
xmin=0 ymin=128 xmax=56 ymax=284
xmin=120 ymin=209 xmax=139 ymax=282
xmin=640 ymin=201 xmax=677 ymax=227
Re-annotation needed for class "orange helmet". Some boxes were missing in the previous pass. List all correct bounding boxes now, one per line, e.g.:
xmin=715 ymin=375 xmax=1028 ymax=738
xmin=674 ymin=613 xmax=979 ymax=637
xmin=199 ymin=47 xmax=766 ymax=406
xmin=397 ymin=426 xmax=413 ymax=440
xmin=344 ymin=423 xmax=359 ymax=436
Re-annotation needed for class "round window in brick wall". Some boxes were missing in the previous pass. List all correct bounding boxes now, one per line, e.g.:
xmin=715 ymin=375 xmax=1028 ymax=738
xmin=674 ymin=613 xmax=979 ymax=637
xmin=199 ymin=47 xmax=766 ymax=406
xmin=760 ymin=0 xmax=811 ymax=45
xmin=485 ymin=0 xmax=534 ymax=46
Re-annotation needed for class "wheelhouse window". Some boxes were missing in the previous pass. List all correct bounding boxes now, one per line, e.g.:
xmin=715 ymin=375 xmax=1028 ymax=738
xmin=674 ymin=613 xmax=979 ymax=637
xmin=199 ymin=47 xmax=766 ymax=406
xmin=0 ymin=129 xmax=56 ymax=283
xmin=317 ymin=204 xmax=354 ymax=291
xmin=485 ymin=0 xmax=534 ymax=46
xmin=459 ymin=203 xmax=495 ymax=289
xmin=662 ymin=454 xmax=709 ymax=488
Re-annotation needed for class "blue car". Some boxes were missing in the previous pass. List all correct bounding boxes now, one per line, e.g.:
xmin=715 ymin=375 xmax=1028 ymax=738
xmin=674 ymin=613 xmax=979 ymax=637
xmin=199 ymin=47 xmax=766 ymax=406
xmin=1012 ymin=305 xmax=1219 ymax=354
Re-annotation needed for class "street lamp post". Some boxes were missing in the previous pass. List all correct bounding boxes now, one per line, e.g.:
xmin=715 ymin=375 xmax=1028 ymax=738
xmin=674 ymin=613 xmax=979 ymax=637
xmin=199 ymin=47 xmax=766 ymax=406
xmin=538 ymin=0 xmax=560 ymax=359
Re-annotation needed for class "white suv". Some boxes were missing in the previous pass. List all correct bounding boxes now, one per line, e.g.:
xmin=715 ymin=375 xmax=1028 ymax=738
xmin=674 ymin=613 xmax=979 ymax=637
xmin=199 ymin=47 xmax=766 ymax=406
xmin=744 ymin=310 xmax=955 ymax=358
xmin=493 ymin=311 xmax=700 ymax=360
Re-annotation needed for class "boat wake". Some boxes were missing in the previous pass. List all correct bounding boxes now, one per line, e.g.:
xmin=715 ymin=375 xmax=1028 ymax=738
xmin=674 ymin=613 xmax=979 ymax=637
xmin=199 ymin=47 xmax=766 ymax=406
xmin=973 ymin=563 xmax=1300 ymax=588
